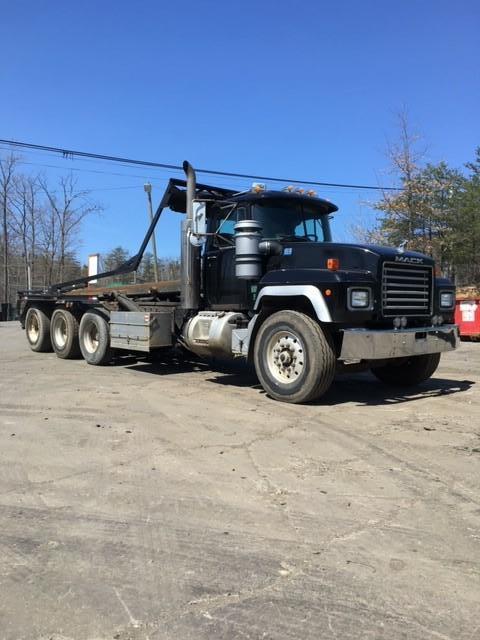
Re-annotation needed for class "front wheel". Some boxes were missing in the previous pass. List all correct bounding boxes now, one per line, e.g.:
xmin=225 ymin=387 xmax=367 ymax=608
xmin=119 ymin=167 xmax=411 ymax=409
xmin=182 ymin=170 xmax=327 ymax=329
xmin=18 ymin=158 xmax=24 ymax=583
xmin=371 ymin=353 xmax=441 ymax=386
xmin=253 ymin=310 xmax=336 ymax=404
xmin=79 ymin=311 xmax=112 ymax=365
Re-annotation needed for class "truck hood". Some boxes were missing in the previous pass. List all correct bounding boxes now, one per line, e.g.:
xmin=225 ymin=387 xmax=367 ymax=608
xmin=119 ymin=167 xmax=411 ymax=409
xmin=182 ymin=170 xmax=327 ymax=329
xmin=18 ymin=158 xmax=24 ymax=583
xmin=268 ymin=242 xmax=434 ymax=274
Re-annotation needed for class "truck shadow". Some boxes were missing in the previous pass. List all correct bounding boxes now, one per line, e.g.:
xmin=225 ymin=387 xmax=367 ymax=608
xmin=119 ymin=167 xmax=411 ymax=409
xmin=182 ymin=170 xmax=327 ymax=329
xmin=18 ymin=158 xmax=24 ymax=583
xmin=124 ymin=354 xmax=474 ymax=407
xmin=210 ymin=368 xmax=474 ymax=406
xmin=318 ymin=373 xmax=474 ymax=407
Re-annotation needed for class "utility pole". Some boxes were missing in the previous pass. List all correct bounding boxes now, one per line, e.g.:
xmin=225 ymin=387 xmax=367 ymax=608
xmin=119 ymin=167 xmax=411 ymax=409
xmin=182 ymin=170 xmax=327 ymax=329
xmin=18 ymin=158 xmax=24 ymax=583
xmin=143 ymin=183 xmax=159 ymax=282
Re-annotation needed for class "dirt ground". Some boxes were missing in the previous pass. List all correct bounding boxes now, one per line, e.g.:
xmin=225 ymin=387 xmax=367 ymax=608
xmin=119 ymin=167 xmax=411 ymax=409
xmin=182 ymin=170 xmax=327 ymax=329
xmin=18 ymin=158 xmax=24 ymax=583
xmin=0 ymin=321 xmax=479 ymax=640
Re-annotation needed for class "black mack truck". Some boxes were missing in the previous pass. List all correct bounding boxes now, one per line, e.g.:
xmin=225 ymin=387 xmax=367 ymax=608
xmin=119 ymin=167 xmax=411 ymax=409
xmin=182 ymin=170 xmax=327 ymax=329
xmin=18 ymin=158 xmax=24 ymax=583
xmin=17 ymin=162 xmax=459 ymax=404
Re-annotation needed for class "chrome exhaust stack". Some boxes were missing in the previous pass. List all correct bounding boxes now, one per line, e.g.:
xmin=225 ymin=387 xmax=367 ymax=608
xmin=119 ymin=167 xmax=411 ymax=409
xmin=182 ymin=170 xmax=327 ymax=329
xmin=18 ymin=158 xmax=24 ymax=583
xmin=181 ymin=161 xmax=200 ymax=310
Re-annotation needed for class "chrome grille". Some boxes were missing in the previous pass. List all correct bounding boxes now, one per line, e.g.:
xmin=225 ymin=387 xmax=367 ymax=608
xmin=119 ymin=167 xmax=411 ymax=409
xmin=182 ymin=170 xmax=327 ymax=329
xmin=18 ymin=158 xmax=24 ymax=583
xmin=382 ymin=262 xmax=433 ymax=316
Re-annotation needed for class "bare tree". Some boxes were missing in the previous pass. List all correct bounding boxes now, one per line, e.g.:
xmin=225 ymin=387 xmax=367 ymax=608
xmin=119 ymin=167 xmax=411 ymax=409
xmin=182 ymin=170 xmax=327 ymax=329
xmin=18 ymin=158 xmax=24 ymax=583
xmin=38 ymin=196 xmax=58 ymax=287
xmin=39 ymin=174 xmax=101 ymax=283
xmin=10 ymin=174 xmax=40 ymax=289
xmin=375 ymin=109 xmax=428 ymax=249
xmin=372 ymin=110 xmax=468 ymax=277
xmin=0 ymin=155 xmax=18 ymax=309
xmin=0 ymin=156 xmax=103 ymax=308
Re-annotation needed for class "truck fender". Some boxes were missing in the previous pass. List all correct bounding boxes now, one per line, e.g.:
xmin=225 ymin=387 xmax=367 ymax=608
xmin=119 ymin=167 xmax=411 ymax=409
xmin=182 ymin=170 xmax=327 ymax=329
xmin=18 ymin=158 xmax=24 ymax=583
xmin=238 ymin=285 xmax=332 ymax=361
xmin=254 ymin=285 xmax=332 ymax=322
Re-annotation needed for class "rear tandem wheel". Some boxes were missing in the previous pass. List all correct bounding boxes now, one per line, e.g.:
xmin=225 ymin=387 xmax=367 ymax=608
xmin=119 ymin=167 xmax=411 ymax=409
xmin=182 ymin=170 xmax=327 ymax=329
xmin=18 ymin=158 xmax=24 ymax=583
xmin=79 ymin=311 xmax=113 ymax=365
xmin=50 ymin=308 xmax=81 ymax=359
xmin=25 ymin=307 xmax=53 ymax=353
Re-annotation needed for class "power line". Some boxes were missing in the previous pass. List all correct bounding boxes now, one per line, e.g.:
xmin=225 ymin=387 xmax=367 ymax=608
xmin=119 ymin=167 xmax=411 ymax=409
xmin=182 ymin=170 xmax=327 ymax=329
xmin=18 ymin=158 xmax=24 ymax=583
xmin=6 ymin=157 xmax=170 ymax=187
xmin=0 ymin=146 xmax=265 ymax=191
xmin=1 ymin=144 xmax=394 ymax=199
xmin=0 ymin=137 xmax=402 ymax=192
xmin=4 ymin=151 xmax=379 ymax=197
xmin=2 ymin=150 xmax=278 ymax=200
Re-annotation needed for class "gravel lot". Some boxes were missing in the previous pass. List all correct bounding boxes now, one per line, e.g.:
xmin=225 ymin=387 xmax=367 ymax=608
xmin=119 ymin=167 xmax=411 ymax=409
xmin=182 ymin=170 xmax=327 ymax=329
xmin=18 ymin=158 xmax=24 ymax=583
xmin=0 ymin=321 xmax=479 ymax=640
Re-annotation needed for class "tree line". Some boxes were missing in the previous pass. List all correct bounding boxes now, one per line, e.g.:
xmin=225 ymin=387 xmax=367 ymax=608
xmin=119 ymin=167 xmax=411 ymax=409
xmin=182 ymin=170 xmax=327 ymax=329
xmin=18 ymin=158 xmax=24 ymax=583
xmin=0 ymin=155 xmax=102 ymax=317
xmin=101 ymin=246 xmax=180 ymax=285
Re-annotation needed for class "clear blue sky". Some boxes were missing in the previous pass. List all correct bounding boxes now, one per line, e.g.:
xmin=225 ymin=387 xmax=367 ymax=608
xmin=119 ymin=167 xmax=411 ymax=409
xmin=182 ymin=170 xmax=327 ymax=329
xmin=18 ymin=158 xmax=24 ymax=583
xmin=1 ymin=0 xmax=479 ymax=263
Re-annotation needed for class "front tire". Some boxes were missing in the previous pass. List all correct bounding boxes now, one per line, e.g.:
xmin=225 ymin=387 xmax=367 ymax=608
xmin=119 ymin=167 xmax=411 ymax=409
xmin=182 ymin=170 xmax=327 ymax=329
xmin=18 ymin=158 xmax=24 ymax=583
xmin=253 ymin=310 xmax=336 ymax=403
xmin=50 ymin=308 xmax=81 ymax=359
xmin=25 ymin=307 xmax=52 ymax=352
xmin=371 ymin=353 xmax=441 ymax=386
xmin=79 ymin=311 xmax=112 ymax=365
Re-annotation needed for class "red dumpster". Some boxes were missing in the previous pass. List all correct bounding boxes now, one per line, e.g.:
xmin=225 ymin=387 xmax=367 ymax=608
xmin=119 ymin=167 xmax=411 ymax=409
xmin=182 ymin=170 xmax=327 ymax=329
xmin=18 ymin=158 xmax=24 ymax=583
xmin=455 ymin=294 xmax=480 ymax=340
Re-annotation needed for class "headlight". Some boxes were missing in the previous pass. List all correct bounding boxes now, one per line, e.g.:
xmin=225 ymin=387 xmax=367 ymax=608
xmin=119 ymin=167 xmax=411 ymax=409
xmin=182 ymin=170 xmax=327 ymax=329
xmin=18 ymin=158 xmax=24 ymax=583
xmin=349 ymin=288 xmax=371 ymax=309
xmin=440 ymin=292 xmax=454 ymax=308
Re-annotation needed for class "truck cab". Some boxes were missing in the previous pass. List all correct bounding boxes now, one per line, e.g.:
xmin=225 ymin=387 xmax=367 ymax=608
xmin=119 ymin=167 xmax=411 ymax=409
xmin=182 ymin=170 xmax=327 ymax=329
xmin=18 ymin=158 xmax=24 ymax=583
xmin=203 ymin=190 xmax=334 ymax=310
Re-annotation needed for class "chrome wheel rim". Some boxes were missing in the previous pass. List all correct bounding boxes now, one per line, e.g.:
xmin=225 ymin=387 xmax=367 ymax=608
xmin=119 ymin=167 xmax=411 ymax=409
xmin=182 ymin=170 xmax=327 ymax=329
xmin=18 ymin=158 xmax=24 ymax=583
xmin=53 ymin=315 xmax=67 ymax=349
xmin=83 ymin=321 xmax=99 ymax=354
xmin=27 ymin=312 xmax=40 ymax=344
xmin=266 ymin=330 xmax=305 ymax=384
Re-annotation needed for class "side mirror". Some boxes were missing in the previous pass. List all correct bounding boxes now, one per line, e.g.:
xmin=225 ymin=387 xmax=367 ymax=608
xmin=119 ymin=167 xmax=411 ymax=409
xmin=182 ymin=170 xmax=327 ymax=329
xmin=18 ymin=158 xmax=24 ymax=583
xmin=190 ymin=200 xmax=207 ymax=246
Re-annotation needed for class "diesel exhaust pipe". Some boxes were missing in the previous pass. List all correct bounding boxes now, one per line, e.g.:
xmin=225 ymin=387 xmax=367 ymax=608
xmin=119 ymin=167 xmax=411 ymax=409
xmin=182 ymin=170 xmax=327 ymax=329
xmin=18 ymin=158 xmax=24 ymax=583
xmin=181 ymin=161 xmax=200 ymax=310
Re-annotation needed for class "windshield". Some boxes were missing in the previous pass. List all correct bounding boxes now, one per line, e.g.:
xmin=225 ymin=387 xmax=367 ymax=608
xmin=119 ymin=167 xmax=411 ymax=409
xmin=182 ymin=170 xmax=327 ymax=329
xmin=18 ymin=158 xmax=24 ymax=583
xmin=251 ymin=200 xmax=332 ymax=242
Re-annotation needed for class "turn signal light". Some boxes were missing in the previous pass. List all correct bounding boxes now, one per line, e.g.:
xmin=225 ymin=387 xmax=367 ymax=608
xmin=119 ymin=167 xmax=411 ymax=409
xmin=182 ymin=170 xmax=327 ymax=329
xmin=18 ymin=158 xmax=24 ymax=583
xmin=327 ymin=258 xmax=340 ymax=271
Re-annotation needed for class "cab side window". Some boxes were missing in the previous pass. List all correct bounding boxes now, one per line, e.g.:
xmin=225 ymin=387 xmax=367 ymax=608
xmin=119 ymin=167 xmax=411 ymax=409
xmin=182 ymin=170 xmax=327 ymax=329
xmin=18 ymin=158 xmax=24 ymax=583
xmin=212 ymin=206 xmax=248 ymax=248
xmin=217 ymin=217 xmax=236 ymax=236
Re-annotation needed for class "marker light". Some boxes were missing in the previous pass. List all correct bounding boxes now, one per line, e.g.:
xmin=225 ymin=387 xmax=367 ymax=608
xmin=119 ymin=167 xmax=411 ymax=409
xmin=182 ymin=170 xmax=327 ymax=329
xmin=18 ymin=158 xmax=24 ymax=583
xmin=325 ymin=289 xmax=332 ymax=297
xmin=327 ymin=258 xmax=340 ymax=271
xmin=251 ymin=182 xmax=266 ymax=193
xmin=306 ymin=189 xmax=317 ymax=197
xmin=283 ymin=185 xmax=294 ymax=192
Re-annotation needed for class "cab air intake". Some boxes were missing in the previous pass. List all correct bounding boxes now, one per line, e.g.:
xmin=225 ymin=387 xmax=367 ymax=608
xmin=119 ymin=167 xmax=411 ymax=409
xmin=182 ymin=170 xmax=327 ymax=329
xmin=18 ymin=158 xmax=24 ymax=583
xmin=234 ymin=219 xmax=262 ymax=280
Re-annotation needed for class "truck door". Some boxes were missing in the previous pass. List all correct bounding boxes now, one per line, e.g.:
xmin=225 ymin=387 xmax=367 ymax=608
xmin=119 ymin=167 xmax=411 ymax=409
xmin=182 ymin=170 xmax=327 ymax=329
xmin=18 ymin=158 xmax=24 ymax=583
xmin=204 ymin=207 xmax=250 ymax=309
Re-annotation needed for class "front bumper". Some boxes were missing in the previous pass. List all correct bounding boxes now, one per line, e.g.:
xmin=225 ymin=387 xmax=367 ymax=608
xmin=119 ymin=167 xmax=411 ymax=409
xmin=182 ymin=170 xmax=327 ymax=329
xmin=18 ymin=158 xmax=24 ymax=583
xmin=339 ymin=324 xmax=460 ymax=361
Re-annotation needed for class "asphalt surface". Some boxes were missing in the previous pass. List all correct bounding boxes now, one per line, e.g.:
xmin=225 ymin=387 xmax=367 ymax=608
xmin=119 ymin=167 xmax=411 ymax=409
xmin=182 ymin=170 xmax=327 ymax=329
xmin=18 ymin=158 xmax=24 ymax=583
xmin=0 ymin=322 xmax=479 ymax=640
